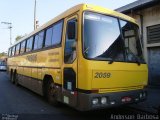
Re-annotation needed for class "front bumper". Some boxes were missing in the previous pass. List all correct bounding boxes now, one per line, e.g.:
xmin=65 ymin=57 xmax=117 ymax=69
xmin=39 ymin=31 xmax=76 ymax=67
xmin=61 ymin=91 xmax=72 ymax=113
xmin=77 ymin=89 xmax=147 ymax=111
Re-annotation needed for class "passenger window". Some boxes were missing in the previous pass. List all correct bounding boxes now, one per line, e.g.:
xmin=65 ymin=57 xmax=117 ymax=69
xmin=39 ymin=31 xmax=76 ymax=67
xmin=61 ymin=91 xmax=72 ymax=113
xmin=45 ymin=27 xmax=52 ymax=47
xmin=33 ymin=31 xmax=44 ymax=50
xmin=64 ymin=19 xmax=77 ymax=63
xmin=12 ymin=47 xmax=15 ymax=56
xmin=8 ymin=48 xmax=11 ymax=57
xmin=44 ymin=20 xmax=63 ymax=47
xmin=15 ymin=44 xmax=20 ymax=55
xmin=26 ymin=37 xmax=33 ymax=52
xmin=52 ymin=21 xmax=63 ymax=45
xmin=20 ymin=40 xmax=26 ymax=54
xmin=10 ymin=48 xmax=12 ymax=56
xmin=34 ymin=35 xmax=38 ymax=50
xmin=38 ymin=31 xmax=44 ymax=48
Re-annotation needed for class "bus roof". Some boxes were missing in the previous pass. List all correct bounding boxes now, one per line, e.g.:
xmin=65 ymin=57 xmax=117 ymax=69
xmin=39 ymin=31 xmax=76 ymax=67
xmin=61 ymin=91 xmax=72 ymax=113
xmin=10 ymin=4 xmax=137 ymax=48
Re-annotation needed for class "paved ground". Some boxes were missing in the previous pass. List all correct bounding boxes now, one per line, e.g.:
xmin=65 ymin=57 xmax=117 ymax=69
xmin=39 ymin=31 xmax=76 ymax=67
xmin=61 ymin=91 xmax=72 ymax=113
xmin=0 ymin=71 xmax=158 ymax=120
xmin=130 ymin=86 xmax=160 ymax=114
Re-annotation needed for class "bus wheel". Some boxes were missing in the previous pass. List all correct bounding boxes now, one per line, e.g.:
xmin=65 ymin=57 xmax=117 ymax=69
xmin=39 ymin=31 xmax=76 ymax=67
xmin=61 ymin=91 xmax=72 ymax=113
xmin=11 ymin=72 xmax=15 ymax=84
xmin=46 ymin=81 xmax=58 ymax=106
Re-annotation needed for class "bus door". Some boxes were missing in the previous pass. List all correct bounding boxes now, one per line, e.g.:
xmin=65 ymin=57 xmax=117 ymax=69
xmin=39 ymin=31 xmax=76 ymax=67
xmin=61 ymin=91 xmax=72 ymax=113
xmin=62 ymin=14 xmax=78 ymax=107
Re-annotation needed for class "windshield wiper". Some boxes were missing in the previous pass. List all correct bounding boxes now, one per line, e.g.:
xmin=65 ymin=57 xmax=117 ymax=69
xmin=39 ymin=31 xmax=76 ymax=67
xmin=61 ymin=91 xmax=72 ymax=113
xmin=108 ymin=58 xmax=115 ymax=64
xmin=84 ymin=47 xmax=90 ymax=54
xmin=108 ymin=48 xmax=141 ymax=65
xmin=127 ymin=48 xmax=141 ymax=66
xmin=93 ymin=56 xmax=115 ymax=64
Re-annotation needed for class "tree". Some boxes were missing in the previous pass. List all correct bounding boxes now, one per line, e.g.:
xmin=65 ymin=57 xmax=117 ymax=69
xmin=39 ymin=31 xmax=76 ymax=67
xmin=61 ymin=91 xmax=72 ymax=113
xmin=0 ymin=52 xmax=7 ymax=58
xmin=15 ymin=34 xmax=27 ymax=42
xmin=15 ymin=35 xmax=24 ymax=41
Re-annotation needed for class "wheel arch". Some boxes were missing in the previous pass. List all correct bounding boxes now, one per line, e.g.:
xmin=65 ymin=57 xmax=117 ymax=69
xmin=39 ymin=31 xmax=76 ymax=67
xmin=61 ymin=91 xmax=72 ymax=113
xmin=42 ymin=74 xmax=54 ymax=96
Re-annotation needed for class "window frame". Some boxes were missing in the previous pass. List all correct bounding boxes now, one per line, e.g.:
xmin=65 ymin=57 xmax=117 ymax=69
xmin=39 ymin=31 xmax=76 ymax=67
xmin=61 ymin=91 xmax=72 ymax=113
xmin=82 ymin=11 xmax=145 ymax=64
xmin=33 ymin=30 xmax=45 ymax=51
xmin=26 ymin=37 xmax=34 ymax=53
xmin=8 ymin=19 xmax=64 ymax=57
xmin=8 ymin=48 xmax=11 ymax=57
xmin=64 ymin=18 xmax=78 ymax=64
xmin=12 ymin=46 xmax=15 ymax=56
xmin=52 ymin=20 xmax=64 ymax=46
xmin=44 ymin=19 xmax=64 ymax=48
xmin=82 ymin=11 xmax=124 ymax=61
xmin=20 ymin=40 xmax=26 ymax=54
xmin=44 ymin=26 xmax=53 ymax=48
xmin=15 ymin=44 xmax=20 ymax=56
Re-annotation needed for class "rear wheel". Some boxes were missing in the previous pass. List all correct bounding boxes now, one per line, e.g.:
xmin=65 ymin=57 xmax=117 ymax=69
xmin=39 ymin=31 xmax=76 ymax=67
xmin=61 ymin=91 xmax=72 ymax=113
xmin=46 ymin=80 xmax=59 ymax=106
xmin=14 ymin=72 xmax=19 ymax=86
xmin=10 ymin=71 xmax=15 ymax=84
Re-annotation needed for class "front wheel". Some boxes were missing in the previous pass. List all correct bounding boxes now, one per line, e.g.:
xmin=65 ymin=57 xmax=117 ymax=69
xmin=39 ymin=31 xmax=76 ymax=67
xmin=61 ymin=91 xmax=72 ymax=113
xmin=46 ymin=81 xmax=59 ymax=106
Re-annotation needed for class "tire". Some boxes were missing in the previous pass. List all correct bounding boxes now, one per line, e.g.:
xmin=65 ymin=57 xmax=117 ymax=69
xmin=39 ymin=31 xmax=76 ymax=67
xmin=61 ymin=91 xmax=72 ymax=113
xmin=46 ymin=80 xmax=59 ymax=106
xmin=14 ymin=72 xmax=19 ymax=86
xmin=10 ymin=72 xmax=15 ymax=84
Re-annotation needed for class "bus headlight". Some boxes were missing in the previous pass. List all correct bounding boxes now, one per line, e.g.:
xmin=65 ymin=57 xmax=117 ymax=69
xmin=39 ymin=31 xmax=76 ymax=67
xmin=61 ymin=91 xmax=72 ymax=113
xmin=92 ymin=98 xmax=99 ymax=105
xmin=139 ymin=93 xmax=143 ymax=98
xmin=101 ymin=97 xmax=107 ymax=104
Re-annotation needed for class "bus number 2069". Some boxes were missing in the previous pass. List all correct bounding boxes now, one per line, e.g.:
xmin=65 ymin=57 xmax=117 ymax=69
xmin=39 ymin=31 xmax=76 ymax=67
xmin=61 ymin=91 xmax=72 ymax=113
xmin=94 ymin=72 xmax=111 ymax=78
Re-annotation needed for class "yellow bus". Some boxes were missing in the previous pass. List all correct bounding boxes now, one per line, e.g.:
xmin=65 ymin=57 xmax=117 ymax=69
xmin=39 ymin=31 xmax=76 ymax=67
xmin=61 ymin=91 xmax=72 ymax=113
xmin=7 ymin=4 xmax=148 ymax=111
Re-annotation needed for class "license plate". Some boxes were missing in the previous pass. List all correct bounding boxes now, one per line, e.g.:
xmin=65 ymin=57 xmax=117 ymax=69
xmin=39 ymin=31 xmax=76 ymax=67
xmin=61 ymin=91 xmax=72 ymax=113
xmin=121 ymin=96 xmax=132 ymax=102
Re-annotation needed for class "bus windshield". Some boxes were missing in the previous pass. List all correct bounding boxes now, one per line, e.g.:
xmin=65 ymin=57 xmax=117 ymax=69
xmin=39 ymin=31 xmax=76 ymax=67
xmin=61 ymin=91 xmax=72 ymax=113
xmin=83 ymin=11 xmax=145 ymax=63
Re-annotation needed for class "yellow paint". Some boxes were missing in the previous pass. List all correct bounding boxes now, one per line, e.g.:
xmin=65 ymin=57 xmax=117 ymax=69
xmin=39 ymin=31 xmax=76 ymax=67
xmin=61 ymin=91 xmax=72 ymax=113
xmin=7 ymin=4 xmax=148 ymax=94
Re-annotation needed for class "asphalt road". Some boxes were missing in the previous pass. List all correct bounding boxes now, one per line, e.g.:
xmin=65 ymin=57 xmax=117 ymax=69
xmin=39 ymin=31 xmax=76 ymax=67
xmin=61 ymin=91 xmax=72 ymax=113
xmin=0 ymin=71 xmax=148 ymax=120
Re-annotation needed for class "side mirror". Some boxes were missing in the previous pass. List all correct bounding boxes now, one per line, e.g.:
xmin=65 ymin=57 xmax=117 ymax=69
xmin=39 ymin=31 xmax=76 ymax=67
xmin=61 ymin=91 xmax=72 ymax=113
xmin=67 ymin=21 xmax=76 ymax=39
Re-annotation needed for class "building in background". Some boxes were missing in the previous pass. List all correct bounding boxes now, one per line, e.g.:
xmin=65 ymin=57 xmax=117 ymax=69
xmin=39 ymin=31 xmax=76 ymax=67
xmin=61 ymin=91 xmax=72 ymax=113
xmin=116 ymin=0 xmax=160 ymax=85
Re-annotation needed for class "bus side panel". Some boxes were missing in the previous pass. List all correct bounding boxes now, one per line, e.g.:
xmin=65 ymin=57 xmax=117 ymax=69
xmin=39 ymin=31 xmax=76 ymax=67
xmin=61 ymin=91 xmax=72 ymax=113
xmin=42 ymin=68 xmax=61 ymax=85
xmin=17 ymin=66 xmax=23 ymax=75
xmin=37 ymin=68 xmax=42 ymax=80
xmin=31 ymin=68 xmax=38 ymax=79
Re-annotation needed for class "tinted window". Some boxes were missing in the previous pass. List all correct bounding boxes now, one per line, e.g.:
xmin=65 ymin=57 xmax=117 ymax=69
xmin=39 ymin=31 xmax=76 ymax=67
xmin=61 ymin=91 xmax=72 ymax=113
xmin=64 ymin=19 xmax=77 ymax=64
xmin=83 ymin=12 xmax=124 ymax=61
xmin=34 ymin=35 xmax=38 ymax=50
xmin=45 ymin=27 xmax=52 ymax=47
xmin=20 ymin=40 xmax=26 ymax=54
xmin=52 ymin=21 xmax=63 ymax=45
xmin=26 ymin=37 xmax=33 ymax=52
xmin=120 ymin=20 xmax=144 ymax=62
xmin=38 ymin=31 xmax=44 ymax=48
xmin=12 ymin=47 xmax=15 ymax=56
xmin=33 ymin=31 xmax=44 ymax=50
xmin=10 ymin=48 xmax=12 ymax=56
xmin=44 ymin=20 xmax=63 ymax=47
xmin=83 ymin=12 xmax=144 ymax=64
xmin=15 ymin=44 xmax=20 ymax=55
xmin=8 ymin=48 xmax=11 ymax=57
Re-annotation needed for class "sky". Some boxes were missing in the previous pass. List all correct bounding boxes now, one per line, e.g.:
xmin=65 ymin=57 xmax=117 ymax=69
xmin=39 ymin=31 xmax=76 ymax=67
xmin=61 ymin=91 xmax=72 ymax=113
xmin=0 ymin=0 xmax=137 ymax=53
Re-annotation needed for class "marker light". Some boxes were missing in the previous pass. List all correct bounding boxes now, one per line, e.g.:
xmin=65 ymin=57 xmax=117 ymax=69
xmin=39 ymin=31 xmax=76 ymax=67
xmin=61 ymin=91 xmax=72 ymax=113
xmin=101 ymin=97 xmax=107 ymax=104
xmin=92 ymin=98 xmax=99 ymax=105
